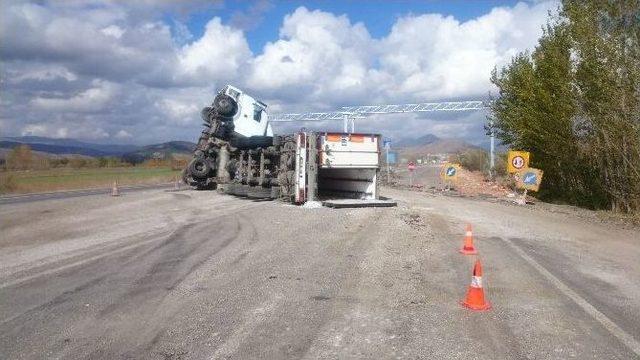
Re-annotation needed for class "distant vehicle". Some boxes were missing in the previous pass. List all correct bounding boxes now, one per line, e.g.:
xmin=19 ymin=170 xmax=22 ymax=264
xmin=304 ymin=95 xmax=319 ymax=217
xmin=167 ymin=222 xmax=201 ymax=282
xmin=182 ymin=85 xmax=382 ymax=204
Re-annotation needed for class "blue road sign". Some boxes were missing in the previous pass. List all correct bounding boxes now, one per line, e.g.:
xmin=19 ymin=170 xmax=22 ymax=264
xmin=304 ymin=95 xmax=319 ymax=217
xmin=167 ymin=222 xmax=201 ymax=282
xmin=516 ymin=167 xmax=543 ymax=191
xmin=523 ymin=172 xmax=537 ymax=185
xmin=383 ymin=140 xmax=391 ymax=149
xmin=442 ymin=163 xmax=459 ymax=180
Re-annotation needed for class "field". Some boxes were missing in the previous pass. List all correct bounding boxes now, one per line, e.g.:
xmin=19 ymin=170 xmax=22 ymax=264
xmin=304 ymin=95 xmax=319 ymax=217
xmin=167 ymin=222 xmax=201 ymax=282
xmin=0 ymin=167 xmax=182 ymax=194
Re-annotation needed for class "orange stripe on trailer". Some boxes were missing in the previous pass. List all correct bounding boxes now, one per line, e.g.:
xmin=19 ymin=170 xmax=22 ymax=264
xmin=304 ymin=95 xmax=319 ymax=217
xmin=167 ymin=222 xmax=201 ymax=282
xmin=349 ymin=134 xmax=365 ymax=143
xmin=326 ymin=134 xmax=341 ymax=142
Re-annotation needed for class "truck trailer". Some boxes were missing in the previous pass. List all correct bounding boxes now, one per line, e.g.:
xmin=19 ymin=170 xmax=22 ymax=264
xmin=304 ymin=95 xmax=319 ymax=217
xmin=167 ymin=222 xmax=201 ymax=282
xmin=183 ymin=85 xmax=383 ymax=205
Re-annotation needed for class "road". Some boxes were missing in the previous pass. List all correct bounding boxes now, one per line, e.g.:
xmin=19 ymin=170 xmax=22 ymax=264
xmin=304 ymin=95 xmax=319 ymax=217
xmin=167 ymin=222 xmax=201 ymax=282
xmin=0 ymin=183 xmax=174 ymax=205
xmin=1 ymin=170 xmax=639 ymax=359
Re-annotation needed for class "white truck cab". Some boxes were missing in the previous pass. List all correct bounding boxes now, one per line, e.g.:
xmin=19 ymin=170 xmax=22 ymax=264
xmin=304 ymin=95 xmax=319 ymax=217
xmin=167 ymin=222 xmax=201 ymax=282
xmin=221 ymin=85 xmax=273 ymax=138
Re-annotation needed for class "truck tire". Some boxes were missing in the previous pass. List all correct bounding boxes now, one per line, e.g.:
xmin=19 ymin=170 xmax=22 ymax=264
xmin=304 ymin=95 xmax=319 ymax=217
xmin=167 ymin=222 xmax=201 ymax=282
xmin=213 ymin=94 xmax=237 ymax=118
xmin=188 ymin=158 xmax=212 ymax=179
xmin=201 ymin=107 xmax=214 ymax=122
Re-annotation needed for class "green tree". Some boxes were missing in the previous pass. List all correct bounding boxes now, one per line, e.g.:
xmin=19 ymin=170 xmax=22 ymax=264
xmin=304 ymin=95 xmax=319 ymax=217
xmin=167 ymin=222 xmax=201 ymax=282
xmin=489 ymin=0 xmax=640 ymax=211
xmin=564 ymin=0 xmax=640 ymax=212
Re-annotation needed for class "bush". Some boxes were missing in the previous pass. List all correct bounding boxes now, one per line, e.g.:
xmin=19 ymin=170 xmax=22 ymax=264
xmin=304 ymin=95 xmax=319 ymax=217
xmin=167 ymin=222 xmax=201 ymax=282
xmin=456 ymin=149 xmax=489 ymax=172
xmin=0 ymin=174 xmax=18 ymax=194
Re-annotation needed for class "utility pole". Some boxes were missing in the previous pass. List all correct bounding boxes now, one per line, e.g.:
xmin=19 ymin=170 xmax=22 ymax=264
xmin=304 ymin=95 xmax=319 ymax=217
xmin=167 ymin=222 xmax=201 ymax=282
xmin=490 ymin=120 xmax=495 ymax=171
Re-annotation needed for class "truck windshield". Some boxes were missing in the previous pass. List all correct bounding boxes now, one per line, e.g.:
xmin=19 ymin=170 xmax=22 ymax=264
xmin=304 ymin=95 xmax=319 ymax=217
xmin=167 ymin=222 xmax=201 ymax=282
xmin=253 ymin=105 xmax=262 ymax=122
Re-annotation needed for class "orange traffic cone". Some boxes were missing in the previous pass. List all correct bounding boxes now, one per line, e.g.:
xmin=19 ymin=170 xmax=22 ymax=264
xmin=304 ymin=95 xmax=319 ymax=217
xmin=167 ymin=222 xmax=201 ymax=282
xmin=459 ymin=224 xmax=477 ymax=255
xmin=111 ymin=180 xmax=120 ymax=197
xmin=461 ymin=259 xmax=491 ymax=311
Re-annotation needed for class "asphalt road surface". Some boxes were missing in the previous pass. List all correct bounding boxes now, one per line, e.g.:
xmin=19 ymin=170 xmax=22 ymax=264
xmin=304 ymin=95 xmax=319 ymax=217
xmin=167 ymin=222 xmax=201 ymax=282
xmin=0 ymin=183 xmax=174 ymax=205
xmin=1 ymin=171 xmax=639 ymax=359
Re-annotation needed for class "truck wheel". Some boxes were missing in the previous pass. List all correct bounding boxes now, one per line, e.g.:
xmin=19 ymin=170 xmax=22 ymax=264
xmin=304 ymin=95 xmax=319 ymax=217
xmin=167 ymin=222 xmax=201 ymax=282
xmin=188 ymin=158 xmax=211 ymax=179
xmin=214 ymin=94 xmax=238 ymax=118
xmin=196 ymin=180 xmax=216 ymax=190
xmin=201 ymin=107 xmax=214 ymax=122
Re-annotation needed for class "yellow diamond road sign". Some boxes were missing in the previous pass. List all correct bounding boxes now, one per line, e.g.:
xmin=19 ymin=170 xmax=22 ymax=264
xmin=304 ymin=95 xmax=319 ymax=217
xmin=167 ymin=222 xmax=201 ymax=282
xmin=516 ymin=167 xmax=544 ymax=192
xmin=507 ymin=151 xmax=530 ymax=173
xmin=441 ymin=163 xmax=460 ymax=181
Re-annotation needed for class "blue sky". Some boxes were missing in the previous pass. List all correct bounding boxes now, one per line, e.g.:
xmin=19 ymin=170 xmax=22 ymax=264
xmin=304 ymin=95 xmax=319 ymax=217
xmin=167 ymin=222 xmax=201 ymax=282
xmin=0 ymin=1 xmax=556 ymax=145
xmin=185 ymin=1 xmax=524 ymax=52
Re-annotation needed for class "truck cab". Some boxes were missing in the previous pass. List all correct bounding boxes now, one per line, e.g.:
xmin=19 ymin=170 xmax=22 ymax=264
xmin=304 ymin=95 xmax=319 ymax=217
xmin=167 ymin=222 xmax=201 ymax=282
xmin=220 ymin=85 xmax=273 ymax=138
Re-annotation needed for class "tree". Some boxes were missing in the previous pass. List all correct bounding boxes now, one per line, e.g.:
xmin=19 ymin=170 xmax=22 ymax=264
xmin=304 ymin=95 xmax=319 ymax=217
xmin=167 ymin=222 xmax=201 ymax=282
xmin=489 ymin=0 xmax=640 ymax=211
xmin=7 ymin=145 xmax=33 ymax=170
xmin=564 ymin=0 xmax=640 ymax=212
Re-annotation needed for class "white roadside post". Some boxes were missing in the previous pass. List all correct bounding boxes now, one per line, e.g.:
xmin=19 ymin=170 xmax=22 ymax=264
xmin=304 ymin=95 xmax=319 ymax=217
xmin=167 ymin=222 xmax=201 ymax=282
xmin=384 ymin=140 xmax=391 ymax=183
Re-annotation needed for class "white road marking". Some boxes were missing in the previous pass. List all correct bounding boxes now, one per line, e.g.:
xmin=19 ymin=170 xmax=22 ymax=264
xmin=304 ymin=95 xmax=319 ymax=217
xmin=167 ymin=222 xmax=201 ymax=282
xmin=501 ymin=237 xmax=640 ymax=356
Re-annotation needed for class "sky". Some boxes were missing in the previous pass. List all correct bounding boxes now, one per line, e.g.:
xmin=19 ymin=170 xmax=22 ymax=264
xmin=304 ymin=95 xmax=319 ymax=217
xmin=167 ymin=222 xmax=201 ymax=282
xmin=0 ymin=0 xmax=558 ymax=146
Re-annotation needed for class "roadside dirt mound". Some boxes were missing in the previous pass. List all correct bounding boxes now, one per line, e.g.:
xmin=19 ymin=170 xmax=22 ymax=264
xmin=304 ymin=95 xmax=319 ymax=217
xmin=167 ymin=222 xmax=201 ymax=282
xmin=454 ymin=168 xmax=512 ymax=198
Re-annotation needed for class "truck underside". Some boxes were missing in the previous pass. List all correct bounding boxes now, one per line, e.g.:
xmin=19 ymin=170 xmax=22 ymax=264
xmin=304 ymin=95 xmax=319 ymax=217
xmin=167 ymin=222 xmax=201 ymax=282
xmin=183 ymin=86 xmax=381 ymax=204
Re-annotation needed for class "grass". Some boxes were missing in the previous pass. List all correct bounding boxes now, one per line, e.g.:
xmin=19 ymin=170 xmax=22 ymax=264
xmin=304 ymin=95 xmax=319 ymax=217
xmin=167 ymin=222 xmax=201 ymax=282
xmin=0 ymin=167 xmax=182 ymax=195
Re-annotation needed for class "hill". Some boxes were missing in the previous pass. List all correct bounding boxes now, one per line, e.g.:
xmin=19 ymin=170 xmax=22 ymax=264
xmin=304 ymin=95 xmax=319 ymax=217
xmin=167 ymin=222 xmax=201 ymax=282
xmin=1 ymin=136 xmax=139 ymax=156
xmin=394 ymin=134 xmax=440 ymax=148
xmin=0 ymin=137 xmax=196 ymax=163
xmin=394 ymin=134 xmax=480 ymax=160
xmin=0 ymin=140 xmax=114 ymax=157
xmin=121 ymin=141 xmax=195 ymax=164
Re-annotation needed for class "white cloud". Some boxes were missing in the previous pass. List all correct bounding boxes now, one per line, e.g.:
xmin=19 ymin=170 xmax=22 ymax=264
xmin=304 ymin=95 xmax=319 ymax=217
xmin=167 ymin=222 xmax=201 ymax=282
xmin=1 ymin=1 xmax=556 ymax=143
xmin=21 ymin=122 xmax=110 ymax=139
xmin=377 ymin=1 xmax=556 ymax=101
xmin=178 ymin=17 xmax=252 ymax=83
xmin=115 ymin=129 xmax=133 ymax=139
xmin=248 ymin=7 xmax=373 ymax=103
xmin=157 ymin=98 xmax=200 ymax=125
xmin=101 ymin=25 xmax=125 ymax=39
xmin=30 ymin=79 xmax=118 ymax=112
xmin=21 ymin=124 xmax=49 ymax=137
xmin=9 ymin=65 xmax=77 ymax=83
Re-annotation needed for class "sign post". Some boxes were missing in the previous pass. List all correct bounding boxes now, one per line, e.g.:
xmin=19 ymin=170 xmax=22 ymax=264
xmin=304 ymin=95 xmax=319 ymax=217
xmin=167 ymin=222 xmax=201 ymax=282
xmin=384 ymin=140 xmax=391 ymax=183
xmin=507 ymin=150 xmax=530 ymax=173
xmin=440 ymin=162 xmax=460 ymax=190
xmin=407 ymin=161 xmax=416 ymax=186
xmin=515 ymin=167 xmax=543 ymax=205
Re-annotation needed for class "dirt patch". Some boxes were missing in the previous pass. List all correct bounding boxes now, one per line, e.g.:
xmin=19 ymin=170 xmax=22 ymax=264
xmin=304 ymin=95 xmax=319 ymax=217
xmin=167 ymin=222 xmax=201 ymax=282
xmin=401 ymin=212 xmax=427 ymax=230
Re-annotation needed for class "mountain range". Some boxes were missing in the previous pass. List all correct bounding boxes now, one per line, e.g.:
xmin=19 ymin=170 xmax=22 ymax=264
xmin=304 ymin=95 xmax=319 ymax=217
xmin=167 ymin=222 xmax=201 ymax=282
xmin=393 ymin=134 xmax=480 ymax=158
xmin=0 ymin=136 xmax=196 ymax=162
xmin=1 ymin=133 xmax=479 ymax=162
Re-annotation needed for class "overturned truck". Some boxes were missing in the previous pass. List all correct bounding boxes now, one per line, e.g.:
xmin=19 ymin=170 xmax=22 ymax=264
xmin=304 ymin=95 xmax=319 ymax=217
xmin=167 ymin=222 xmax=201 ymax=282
xmin=183 ymin=85 xmax=382 ymax=205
